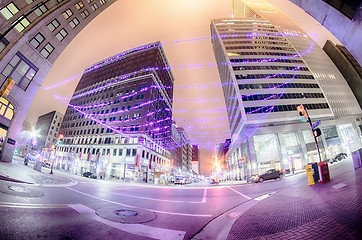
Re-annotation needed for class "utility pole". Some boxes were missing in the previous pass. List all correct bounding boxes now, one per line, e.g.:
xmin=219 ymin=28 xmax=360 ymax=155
xmin=297 ymin=104 xmax=322 ymax=163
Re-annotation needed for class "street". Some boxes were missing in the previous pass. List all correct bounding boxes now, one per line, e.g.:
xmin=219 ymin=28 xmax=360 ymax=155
xmin=0 ymin=157 xmax=361 ymax=240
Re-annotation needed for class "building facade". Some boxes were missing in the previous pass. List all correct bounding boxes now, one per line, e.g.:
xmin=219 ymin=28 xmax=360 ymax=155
xmin=290 ymin=0 xmax=362 ymax=65
xmin=0 ymin=0 xmax=116 ymax=163
xmin=191 ymin=144 xmax=200 ymax=175
xmin=211 ymin=0 xmax=362 ymax=180
xmin=176 ymin=127 xmax=193 ymax=175
xmin=54 ymin=42 xmax=175 ymax=183
xmin=34 ymin=110 xmax=63 ymax=150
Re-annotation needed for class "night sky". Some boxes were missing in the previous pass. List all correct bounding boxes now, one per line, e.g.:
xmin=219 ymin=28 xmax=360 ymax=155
xmin=25 ymin=0 xmax=340 ymax=175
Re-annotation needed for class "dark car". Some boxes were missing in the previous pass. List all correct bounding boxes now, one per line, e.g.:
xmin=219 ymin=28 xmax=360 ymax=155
xmin=82 ymin=172 xmax=97 ymax=179
xmin=326 ymin=158 xmax=337 ymax=164
xmin=255 ymin=169 xmax=284 ymax=183
xmin=334 ymin=153 xmax=347 ymax=161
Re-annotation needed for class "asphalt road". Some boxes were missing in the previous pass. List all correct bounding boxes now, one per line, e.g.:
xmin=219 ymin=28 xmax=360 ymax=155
xmin=0 ymin=158 xmax=354 ymax=240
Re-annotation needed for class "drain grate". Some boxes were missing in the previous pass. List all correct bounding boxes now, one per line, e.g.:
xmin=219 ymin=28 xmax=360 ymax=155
xmin=113 ymin=209 xmax=139 ymax=217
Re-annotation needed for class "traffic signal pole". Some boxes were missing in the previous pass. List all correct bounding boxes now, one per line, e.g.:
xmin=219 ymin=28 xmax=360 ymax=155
xmin=297 ymin=105 xmax=322 ymax=163
xmin=305 ymin=108 xmax=322 ymax=163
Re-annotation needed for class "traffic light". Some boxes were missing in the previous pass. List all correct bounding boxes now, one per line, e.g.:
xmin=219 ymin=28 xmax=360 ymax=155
xmin=313 ymin=128 xmax=322 ymax=137
xmin=297 ymin=104 xmax=309 ymax=122
xmin=0 ymin=77 xmax=15 ymax=98
xmin=57 ymin=134 xmax=64 ymax=144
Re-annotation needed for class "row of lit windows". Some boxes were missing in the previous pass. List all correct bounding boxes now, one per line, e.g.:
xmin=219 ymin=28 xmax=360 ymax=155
xmin=238 ymin=83 xmax=320 ymax=90
xmin=245 ymin=103 xmax=329 ymax=114
xmin=224 ymin=40 xmax=290 ymax=46
xmin=241 ymin=92 xmax=325 ymax=101
xmin=235 ymin=74 xmax=315 ymax=80
xmin=0 ymin=3 xmax=30 ymax=33
xmin=221 ymin=35 xmax=285 ymax=41
xmin=233 ymin=66 xmax=309 ymax=71
xmin=228 ymin=52 xmax=297 ymax=57
xmin=220 ymin=31 xmax=283 ymax=38
xmin=225 ymin=45 xmax=295 ymax=52
xmin=63 ymin=113 xmax=142 ymax=129
xmin=230 ymin=58 xmax=304 ymax=64
xmin=26 ymin=0 xmax=107 ymax=59
xmin=59 ymin=146 xmax=167 ymax=165
xmin=217 ymin=25 xmax=275 ymax=31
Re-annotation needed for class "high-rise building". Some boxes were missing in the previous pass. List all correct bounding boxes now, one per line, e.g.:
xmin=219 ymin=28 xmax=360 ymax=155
xmin=0 ymin=0 xmax=116 ymax=163
xmin=34 ymin=111 xmax=63 ymax=150
xmin=323 ymin=40 xmax=362 ymax=109
xmin=55 ymin=42 xmax=175 ymax=183
xmin=211 ymin=0 xmax=362 ymax=179
xmin=192 ymin=144 xmax=200 ymax=175
xmin=289 ymin=0 xmax=362 ymax=65
xmin=176 ymin=127 xmax=193 ymax=173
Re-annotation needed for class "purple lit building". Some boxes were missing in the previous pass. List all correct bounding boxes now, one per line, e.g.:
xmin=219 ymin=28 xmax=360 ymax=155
xmin=55 ymin=42 xmax=175 ymax=183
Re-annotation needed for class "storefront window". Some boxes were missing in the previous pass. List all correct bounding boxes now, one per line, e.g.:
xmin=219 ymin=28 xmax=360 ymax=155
xmin=303 ymin=130 xmax=314 ymax=143
xmin=254 ymin=134 xmax=279 ymax=174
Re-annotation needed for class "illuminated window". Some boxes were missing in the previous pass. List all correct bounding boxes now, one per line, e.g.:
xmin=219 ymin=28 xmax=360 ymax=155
xmin=100 ymin=0 xmax=106 ymax=5
xmin=75 ymin=1 xmax=85 ymax=10
xmin=14 ymin=17 xmax=30 ymax=33
xmin=1 ymin=52 xmax=38 ymax=91
xmin=25 ymin=0 xmax=34 ymax=4
xmin=69 ymin=17 xmax=80 ymax=28
xmin=29 ymin=33 xmax=45 ymax=49
xmin=55 ymin=28 xmax=68 ymax=42
xmin=62 ymin=9 xmax=73 ymax=19
xmin=0 ymin=3 xmax=19 ymax=20
xmin=40 ymin=43 xmax=54 ymax=59
xmin=47 ymin=19 xmax=60 ymax=32
xmin=0 ymin=98 xmax=14 ymax=120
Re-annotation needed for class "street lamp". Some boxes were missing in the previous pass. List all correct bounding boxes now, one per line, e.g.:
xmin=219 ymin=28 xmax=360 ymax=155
xmin=50 ymin=133 xmax=63 ymax=174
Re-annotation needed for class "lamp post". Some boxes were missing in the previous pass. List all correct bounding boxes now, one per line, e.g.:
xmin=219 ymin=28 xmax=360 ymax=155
xmin=50 ymin=134 xmax=63 ymax=174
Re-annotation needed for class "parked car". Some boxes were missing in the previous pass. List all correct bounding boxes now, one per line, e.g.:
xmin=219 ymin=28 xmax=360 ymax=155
xmin=82 ymin=172 xmax=97 ymax=179
xmin=326 ymin=158 xmax=337 ymax=164
xmin=174 ymin=177 xmax=186 ymax=185
xmin=255 ymin=169 xmax=284 ymax=183
xmin=334 ymin=153 xmax=347 ymax=161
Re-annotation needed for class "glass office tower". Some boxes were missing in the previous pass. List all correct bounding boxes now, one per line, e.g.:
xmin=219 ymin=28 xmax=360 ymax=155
xmin=211 ymin=0 xmax=362 ymax=179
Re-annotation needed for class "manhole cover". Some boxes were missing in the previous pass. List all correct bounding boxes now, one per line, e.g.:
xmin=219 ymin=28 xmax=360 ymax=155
xmin=114 ymin=209 xmax=139 ymax=217
xmin=8 ymin=185 xmax=30 ymax=193
xmin=96 ymin=206 xmax=157 ymax=224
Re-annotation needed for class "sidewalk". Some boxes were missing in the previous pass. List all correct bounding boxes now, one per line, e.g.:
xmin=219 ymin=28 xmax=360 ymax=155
xmin=0 ymin=156 xmax=76 ymax=187
xmin=226 ymin=164 xmax=362 ymax=240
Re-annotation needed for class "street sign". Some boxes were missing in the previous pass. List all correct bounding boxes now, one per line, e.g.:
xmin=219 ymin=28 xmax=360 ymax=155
xmin=312 ymin=120 xmax=321 ymax=130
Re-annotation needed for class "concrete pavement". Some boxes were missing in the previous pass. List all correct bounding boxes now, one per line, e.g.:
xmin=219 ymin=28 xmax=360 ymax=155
xmin=1 ymin=156 xmax=361 ymax=239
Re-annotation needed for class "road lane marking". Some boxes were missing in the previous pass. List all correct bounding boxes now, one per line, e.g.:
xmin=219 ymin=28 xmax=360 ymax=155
xmin=227 ymin=186 xmax=252 ymax=200
xmin=111 ymin=192 xmax=203 ymax=203
xmin=68 ymin=204 xmax=185 ymax=240
xmin=254 ymin=192 xmax=275 ymax=201
xmin=193 ymin=200 xmax=258 ymax=240
xmin=202 ymin=188 xmax=207 ymax=203
xmin=0 ymin=202 xmax=68 ymax=209
xmin=66 ymin=187 xmax=212 ymax=217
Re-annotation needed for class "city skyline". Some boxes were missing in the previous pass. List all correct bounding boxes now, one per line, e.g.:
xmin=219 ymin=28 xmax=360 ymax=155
xmin=24 ymin=0 xmax=341 ymax=174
